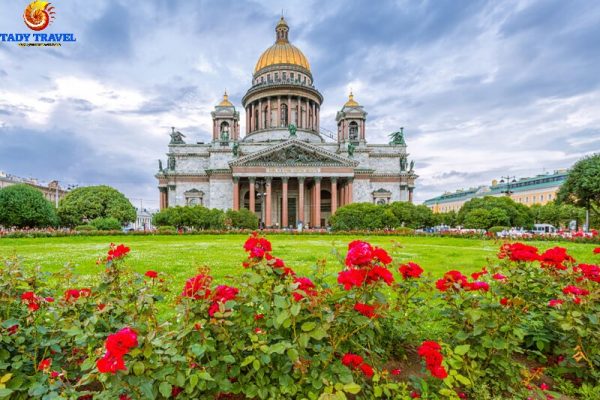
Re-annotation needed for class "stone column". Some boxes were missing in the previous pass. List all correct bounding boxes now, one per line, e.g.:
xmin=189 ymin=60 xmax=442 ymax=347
xmin=265 ymin=177 xmax=272 ymax=227
xmin=277 ymin=96 xmax=281 ymax=127
xmin=287 ymin=95 xmax=291 ymax=126
xmin=340 ymin=182 xmax=345 ymax=207
xmin=282 ymin=177 xmax=288 ymax=228
xmin=331 ymin=178 xmax=338 ymax=215
xmin=259 ymin=99 xmax=263 ymax=130
xmin=314 ymin=178 xmax=321 ymax=228
xmin=298 ymin=178 xmax=305 ymax=225
xmin=246 ymin=107 xmax=249 ymax=134
xmin=347 ymin=179 xmax=354 ymax=204
xmin=408 ymin=187 xmax=414 ymax=203
xmin=233 ymin=178 xmax=240 ymax=211
xmin=316 ymin=106 xmax=319 ymax=133
xmin=249 ymin=178 xmax=256 ymax=212
xmin=250 ymin=103 xmax=254 ymax=133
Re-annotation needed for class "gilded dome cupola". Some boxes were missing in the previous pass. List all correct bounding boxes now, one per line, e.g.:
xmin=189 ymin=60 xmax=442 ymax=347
xmin=254 ymin=17 xmax=311 ymax=74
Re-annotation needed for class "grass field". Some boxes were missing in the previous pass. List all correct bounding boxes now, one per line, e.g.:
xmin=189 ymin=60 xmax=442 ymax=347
xmin=1 ymin=234 xmax=598 ymax=289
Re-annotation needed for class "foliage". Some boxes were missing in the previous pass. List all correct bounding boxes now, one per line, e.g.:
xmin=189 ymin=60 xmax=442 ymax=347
xmin=225 ymin=208 xmax=259 ymax=230
xmin=57 ymin=185 xmax=136 ymax=227
xmin=435 ymin=211 xmax=458 ymax=227
xmin=74 ymin=225 xmax=97 ymax=232
xmin=530 ymin=202 xmax=586 ymax=228
xmin=90 ymin=217 xmax=122 ymax=231
xmin=156 ymin=226 xmax=177 ymax=234
xmin=458 ymin=196 xmax=533 ymax=229
xmin=152 ymin=206 xmax=225 ymax=230
xmin=1 ymin=235 xmax=599 ymax=398
xmin=557 ymin=154 xmax=600 ymax=210
xmin=0 ymin=184 xmax=58 ymax=228
xmin=488 ymin=226 xmax=511 ymax=234
xmin=330 ymin=202 xmax=435 ymax=231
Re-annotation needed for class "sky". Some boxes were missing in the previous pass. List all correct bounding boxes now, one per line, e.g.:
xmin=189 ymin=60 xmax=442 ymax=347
xmin=1 ymin=0 xmax=599 ymax=209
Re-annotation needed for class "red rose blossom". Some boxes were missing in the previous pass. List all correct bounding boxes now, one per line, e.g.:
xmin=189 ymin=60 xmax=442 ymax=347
xmin=341 ymin=353 xmax=364 ymax=368
xmin=399 ymin=262 xmax=423 ymax=279
xmin=594 ymin=247 xmax=600 ymax=254
xmin=562 ymin=285 xmax=589 ymax=296
xmin=391 ymin=368 xmax=401 ymax=375
xmin=548 ymin=299 xmax=564 ymax=307
xmin=337 ymin=268 xmax=367 ymax=290
xmin=359 ymin=363 xmax=374 ymax=378
xmin=498 ymin=243 xmax=539 ymax=262
xmin=107 ymin=243 xmax=130 ymax=261
xmin=500 ymin=297 xmax=509 ymax=306
xmin=492 ymin=273 xmax=507 ymax=281
xmin=354 ymin=303 xmax=379 ymax=318
xmin=418 ymin=341 xmax=447 ymax=379
xmin=540 ymin=247 xmax=574 ymax=270
xmin=145 ymin=270 xmax=158 ymax=278
xmin=182 ymin=273 xmax=213 ymax=300
xmin=38 ymin=358 xmax=52 ymax=371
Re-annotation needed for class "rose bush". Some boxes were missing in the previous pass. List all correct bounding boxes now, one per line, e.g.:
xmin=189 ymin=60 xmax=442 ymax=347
xmin=0 ymin=235 xmax=598 ymax=399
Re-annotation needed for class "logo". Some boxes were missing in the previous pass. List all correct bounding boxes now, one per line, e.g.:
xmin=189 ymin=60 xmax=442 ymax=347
xmin=0 ymin=1 xmax=75 ymax=47
xmin=23 ymin=1 xmax=56 ymax=31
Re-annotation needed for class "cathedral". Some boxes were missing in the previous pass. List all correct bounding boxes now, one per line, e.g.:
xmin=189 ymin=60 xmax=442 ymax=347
xmin=156 ymin=17 xmax=417 ymax=228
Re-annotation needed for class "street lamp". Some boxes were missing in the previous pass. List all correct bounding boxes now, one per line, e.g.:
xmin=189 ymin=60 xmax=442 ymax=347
xmin=499 ymin=176 xmax=517 ymax=196
xmin=255 ymin=179 xmax=267 ymax=229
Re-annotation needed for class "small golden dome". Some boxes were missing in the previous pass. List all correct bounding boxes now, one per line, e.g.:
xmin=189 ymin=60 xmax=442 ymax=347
xmin=254 ymin=17 xmax=311 ymax=73
xmin=218 ymin=91 xmax=233 ymax=107
xmin=344 ymin=92 xmax=359 ymax=107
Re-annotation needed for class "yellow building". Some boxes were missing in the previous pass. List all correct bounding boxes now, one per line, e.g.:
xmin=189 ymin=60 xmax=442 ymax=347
xmin=423 ymin=170 xmax=568 ymax=213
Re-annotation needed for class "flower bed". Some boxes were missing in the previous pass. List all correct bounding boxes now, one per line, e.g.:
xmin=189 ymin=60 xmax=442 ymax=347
xmin=1 ymin=237 xmax=599 ymax=399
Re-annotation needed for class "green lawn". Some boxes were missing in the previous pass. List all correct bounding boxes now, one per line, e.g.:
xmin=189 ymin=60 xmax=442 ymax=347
xmin=0 ymin=234 xmax=597 ymax=289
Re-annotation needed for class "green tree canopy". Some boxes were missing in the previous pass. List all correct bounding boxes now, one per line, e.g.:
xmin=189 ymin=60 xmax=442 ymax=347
xmin=557 ymin=153 xmax=600 ymax=229
xmin=0 ymin=184 xmax=58 ymax=228
xmin=457 ymin=196 xmax=533 ymax=229
xmin=151 ymin=205 xmax=225 ymax=230
xmin=225 ymin=209 xmax=259 ymax=229
xmin=57 ymin=185 xmax=136 ymax=227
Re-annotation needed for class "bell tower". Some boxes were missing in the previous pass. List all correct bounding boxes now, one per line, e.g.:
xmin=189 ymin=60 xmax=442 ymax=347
xmin=336 ymin=92 xmax=367 ymax=144
xmin=211 ymin=91 xmax=240 ymax=142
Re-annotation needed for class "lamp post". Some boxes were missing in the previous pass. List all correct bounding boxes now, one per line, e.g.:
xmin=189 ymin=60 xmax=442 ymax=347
xmin=255 ymin=179 xmax=267 ymax=229
xmin=499 ymin=176 xmax=517 ymax=196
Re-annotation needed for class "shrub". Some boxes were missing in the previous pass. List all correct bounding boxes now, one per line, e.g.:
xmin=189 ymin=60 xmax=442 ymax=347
xmin=1 ymin=235 xmax=599 ymax=398
xmin=0 ymin=184 xmax=58 ymax=228
xmin=488 ymin=226 xmax=511 ymax=234
xmin=74 ymin=225 xmax=96 ymax=232
xmin=90 ymin=217 xmax=122 ymax=231
xmin=225 ymin=208 xmax=259 ymax=229
xmin=156 ymin=225 xmax=176 ymax=234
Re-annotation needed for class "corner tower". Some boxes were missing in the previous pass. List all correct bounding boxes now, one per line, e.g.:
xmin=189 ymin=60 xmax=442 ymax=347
xmin=242 ymin=17 xmax=324 ymax=142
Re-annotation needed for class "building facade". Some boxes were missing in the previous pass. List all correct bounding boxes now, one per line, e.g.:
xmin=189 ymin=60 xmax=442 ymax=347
xmin=156 ymin=18 xmax=417 ymax=228
xmin=423 ymin=170 xmax=568 ymax=213
xmin=0 ymin=171 xmax=67 ymax=206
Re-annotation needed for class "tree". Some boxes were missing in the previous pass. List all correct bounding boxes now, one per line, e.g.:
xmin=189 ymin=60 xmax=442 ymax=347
xmin=457 ymin=196 xmax=533 ymax=228
xmin=557 ymin=153 xmax=600 ymax=230
xmin=463 ymin=209 xmax=491 ymax=229
xmin=0 ymin=184 xmax=58 ymax=228
xmin=57 ymin=185 xmax=136 ymax=227
xmin=329 ymin=203 xmax=394 ymax=230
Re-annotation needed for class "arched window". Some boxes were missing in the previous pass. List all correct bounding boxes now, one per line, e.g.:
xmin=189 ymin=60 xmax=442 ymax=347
xmin=349 ymin=121 xmax=358 ymax=141
xmin=220 ymin=121 xmax=229 ymax=135
xmin=280 ymin=104 xmax=288 ymax=127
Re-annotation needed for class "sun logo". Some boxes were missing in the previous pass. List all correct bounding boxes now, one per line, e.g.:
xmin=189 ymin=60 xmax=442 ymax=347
xmin=23 ymin=1 xmax=56 ymax=31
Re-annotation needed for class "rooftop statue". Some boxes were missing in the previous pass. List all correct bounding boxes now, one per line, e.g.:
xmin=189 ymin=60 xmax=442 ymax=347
xmin=288 ymin=123 xmax=297 ymax=137
xmin=169 ymin=127 xmax=186 ymax=144
xmin=158 ymin=159 xmax=163 ymax=172
xmin=400 ymin=156 xmax=407 ymax=171
xmin=347 ymin=141 xmax=355 ymax=157
xmin=409 ymin=160 xmax=415 ymax=172
xmin=389 ymin=127 xmax=405 ymax=145
xmin=232 ymin=142 xmax=239 ymax=157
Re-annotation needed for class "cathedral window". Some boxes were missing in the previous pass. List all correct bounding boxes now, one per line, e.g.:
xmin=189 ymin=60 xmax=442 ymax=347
xmin=185 ymin=190 xmax=204 ymax=206
xmin=290 ymin=72 xmax=294 ymax=80
xmin=349 ymin=121 xmax=359 ymax=141
xmin=283 ymin=72 xmax=287 ymax=81
xmin=275 ymin=72 xmax=279 ymax=81
xmin=280 ymin=104 xmax=288 ymax=127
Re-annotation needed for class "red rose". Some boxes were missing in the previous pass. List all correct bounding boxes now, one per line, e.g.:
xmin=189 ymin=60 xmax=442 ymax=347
xmin=366 ymin=266 xmax=395 ymax=286
xmin=38 ymin=358 xmax=52 ymax=371
xmin=145 ymin=270 xmax=158 ymax=278
xmin=391 ymin=368 xmax=401 ymax=375
xmin=254 ymin=314 xmax=264 ymax=320
xmin=399 ymin=262 xmax=423 ymax=280
xmin=372 ymin=247 xmax=392 ymax=265
xmin=107 ymin=243 xmax=130 ymax=261
xmin=410 ymin=392 xmax=421 ymax=398
xmin=471 ymin=267 xmax=488 ymax=280
xmin=345 ymin=240 xmax=374 ymax=266
xmin=360 ymin=363 xmax=374 ymax=378
xmin=498 ymin=243 xmax=539 ymax=262
xmin=594 ymin=247 xmax=600 ymax=254
xmin=548 ymin=299 xmax=564 ymax=307
xmin=292 ymin=277 xmax=317 ymax=301
xmin=106 ymin=327 xmax=138 ymax=357
xmin=337 ymin=268 xmax=367 ymax=290
xmin=7 ymin=324 xmax=18 ymax=335
xmin=540 ymin=247 xmax=574 ymax=270
xmin=354 ymin=303 xmax=379 ymax=318
xmin=208 ymin=285 xmax=239 ymax=317
xmin=464 ymin=281 xmax=490 ymax=292
xmin=172 ymin=386 xmax=184 ymax=398
xmin=500 ymin=297 xmax=509 ymax=306
xmin=96 ymin=352 xmax=126 ymax=374
xmin=576 ymin=264 xmax=600 ymax=282
xmin=341 ymin=353 xmax=363 ymax=368
xmin=436 ymin=270 xmax=468 ymax=292
xmin=21 ymin=291 xmax=40 ymax=311
xmin=243 ymin=232 xmax=272 ymax=260
xmin=418 ymin=341 xmax=446 ymax=379
xmin=562 ymin=285 xmax=589 ymax=296
xmin=182 ymin=274 xmax=213 ymax=300
xmin=492 ymin=273 xmax=507 ymax=281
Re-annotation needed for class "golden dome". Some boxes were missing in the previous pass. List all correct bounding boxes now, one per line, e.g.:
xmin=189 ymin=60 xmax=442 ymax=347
xmin=254 ymin=17 xmax=311 ymax=73
xmin=344 ymin=92 xmax=359 ymax=107
xmin=218 ymin=91 xmax=233 ymax=107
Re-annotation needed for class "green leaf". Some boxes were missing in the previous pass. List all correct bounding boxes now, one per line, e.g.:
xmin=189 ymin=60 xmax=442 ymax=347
xmin=301 ymin=321 xmax=316 ymax=332
xmin=343 ymin=383 xmax=361 ymax=394
xmin=252 ymin=359 xmax=261 ymax=371
xmin=0 ymin=389 xmax=13 ymax=399
xmin=291 ymin=303 xmax=301 ymax=316
xmin=222 ymin=355 xmax=236 ymax=364
xmin=198 ymin=372 xmax=214 ymax=381
xmin=132 ymin=361 xmax=145 ymax=376
xmin=455 ymin=374 xmax=471 ymax=386
xmin=159 ymin=382 xmax=172 ymax=398
xmin=310 ymin=327 xmax=328 ymax=340
xmin=241 ymin=355 xmax=255 ymax=367
xmin=139 ymin=381 xmax=155 ymax=399
xmin=454 ymin=344 xmax=470 ymax=356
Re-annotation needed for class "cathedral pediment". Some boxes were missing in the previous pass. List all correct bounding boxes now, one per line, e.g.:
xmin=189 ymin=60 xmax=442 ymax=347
xmin=229 ymin=139 xmax=358 ymax=167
